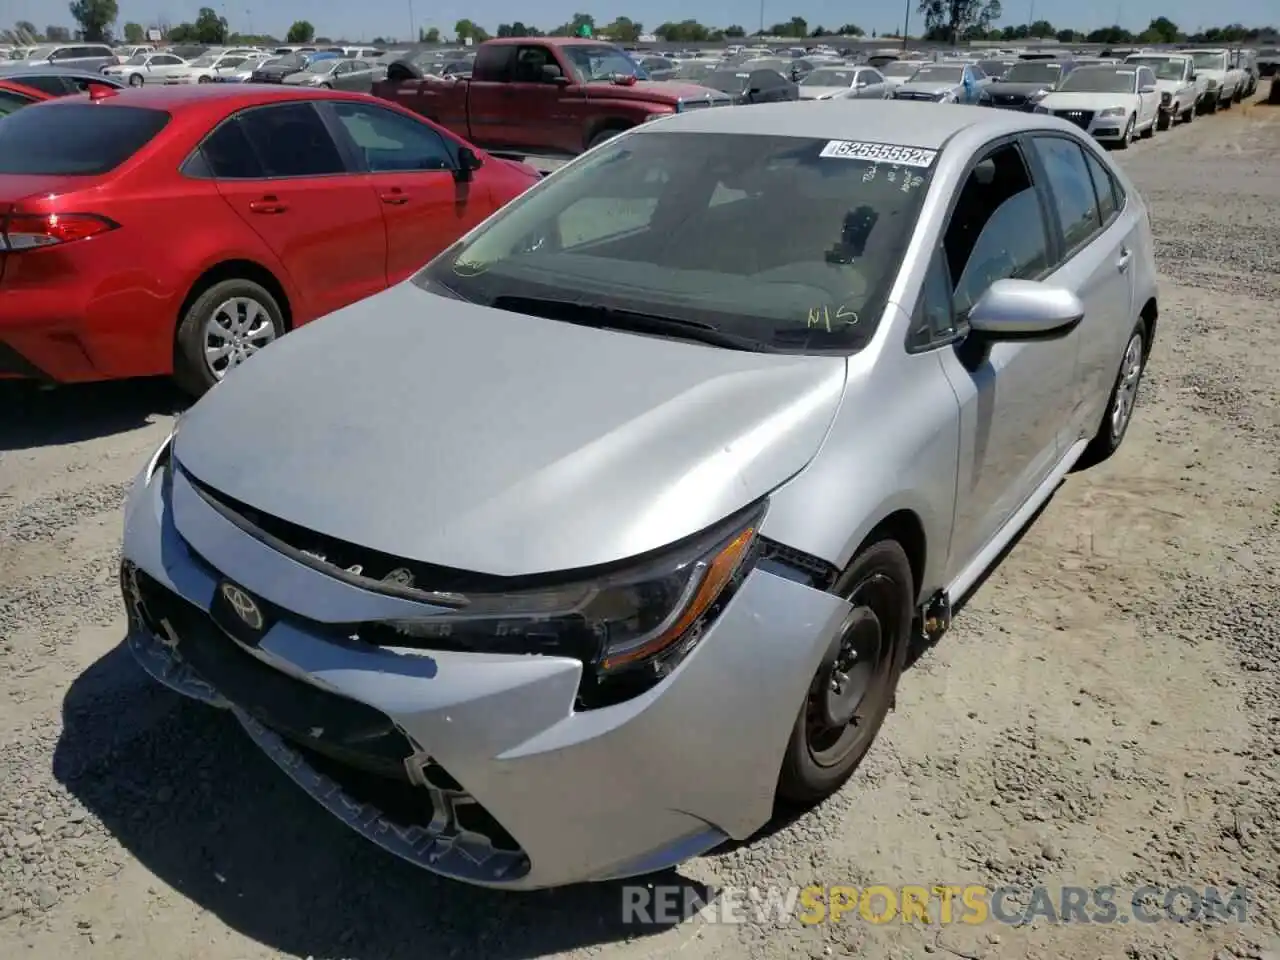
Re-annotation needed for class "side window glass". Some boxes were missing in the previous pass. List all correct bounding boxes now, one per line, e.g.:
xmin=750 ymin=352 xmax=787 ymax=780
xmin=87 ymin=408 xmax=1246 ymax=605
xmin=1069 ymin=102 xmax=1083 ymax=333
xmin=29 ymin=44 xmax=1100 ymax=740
xmin=18 ymin=76 xmax=69 ymax=96
xmin=332 ymin=102 xmax=454 ymax=172
xmin=0 ymin=90 xmax=35 ymax=116
xmin=943 ymin=143 xmax=1050 ymax=317
xmin=1082 ymin=150 xmax=1118 ymax=224
xmin=1030 ymin=136 xmax=1102 ymax=253
xmin=513 ymin=46 xmax=551 ymax=83
xmin=909 ymin=249 xmax=956 ymax=348
xmin=200 ymin=117 xmax=266 ymax=179
xmin=238 ymin=103 xmax=346 ymax=177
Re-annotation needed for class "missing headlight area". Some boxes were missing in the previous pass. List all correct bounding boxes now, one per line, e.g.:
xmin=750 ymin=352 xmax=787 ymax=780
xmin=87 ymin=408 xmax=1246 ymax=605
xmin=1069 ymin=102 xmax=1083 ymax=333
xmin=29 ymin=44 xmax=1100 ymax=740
xmin=756 ymin=539 xmax=839 ymax=591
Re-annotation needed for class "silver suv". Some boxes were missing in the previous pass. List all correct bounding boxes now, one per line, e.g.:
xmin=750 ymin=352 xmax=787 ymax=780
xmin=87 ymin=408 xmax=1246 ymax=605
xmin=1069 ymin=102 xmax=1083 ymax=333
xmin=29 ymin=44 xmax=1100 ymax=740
xmin=20 ymin=43 xmax=117 ymax=73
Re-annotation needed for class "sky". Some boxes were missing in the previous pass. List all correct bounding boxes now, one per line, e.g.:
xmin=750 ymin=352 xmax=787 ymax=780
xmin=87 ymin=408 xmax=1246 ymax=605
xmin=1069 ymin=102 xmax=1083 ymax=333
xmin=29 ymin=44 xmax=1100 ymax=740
xmin=7 ymin=0 xmax=1274 ymax=43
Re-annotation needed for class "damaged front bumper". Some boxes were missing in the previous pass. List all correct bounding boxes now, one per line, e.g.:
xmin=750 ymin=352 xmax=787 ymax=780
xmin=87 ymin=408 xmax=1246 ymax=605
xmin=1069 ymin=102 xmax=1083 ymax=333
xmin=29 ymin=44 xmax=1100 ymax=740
xmin=120 ymin=446 xmax=851 ymax=889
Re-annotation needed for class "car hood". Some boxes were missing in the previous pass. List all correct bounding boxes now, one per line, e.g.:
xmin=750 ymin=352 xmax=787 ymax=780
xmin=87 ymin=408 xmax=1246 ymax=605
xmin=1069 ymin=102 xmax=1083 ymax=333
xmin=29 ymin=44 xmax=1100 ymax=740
xmin=1038 ymin=91 xmax=1134 ymax=109
xmin=895 ymin=80 xmax=955 ymax=95
xmin=172 ymin=283 xmax=848 ymax=576
xmin=987 ymin=81 xmax=1054 ymax=95
xmin=584 ymin=79 xmax=735 ymax=106
xmin=1152 ymin=77 xmax=1189 ymax=93
xmin=798 ymin=85 xmax=847 ymax=99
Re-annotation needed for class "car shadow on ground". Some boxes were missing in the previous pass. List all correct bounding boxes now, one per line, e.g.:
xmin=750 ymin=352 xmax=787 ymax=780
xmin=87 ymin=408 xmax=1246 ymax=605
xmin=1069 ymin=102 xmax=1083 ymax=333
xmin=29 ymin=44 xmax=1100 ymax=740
xmin=0 ymin=378 xmax=185 ymax=452
xmin=54 ymin=642 xmax=714 ymax=960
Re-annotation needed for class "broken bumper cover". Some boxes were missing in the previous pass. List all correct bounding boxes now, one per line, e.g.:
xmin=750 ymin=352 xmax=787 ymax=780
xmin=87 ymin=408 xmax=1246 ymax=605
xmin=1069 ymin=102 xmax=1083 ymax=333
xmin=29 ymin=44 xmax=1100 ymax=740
xmin=120 ymin=452 xmax=851 ymax=889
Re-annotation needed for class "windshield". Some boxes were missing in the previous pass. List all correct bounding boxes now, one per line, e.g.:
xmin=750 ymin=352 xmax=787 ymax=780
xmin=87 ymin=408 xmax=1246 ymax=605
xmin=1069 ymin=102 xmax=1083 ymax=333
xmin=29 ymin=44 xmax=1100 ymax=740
xmin=1189 ymin=51 xmax=1227 ymax=71
xmin=272 ymin=54 xmax=305 ymax=69
xmin=706 ymin=70 xmax=750 ymax=92
xmin=1003 ymin=61 xmax=1061 ymax=83
xmin=561 ymin=45 xmax=639 ymax=81
xmin=674 ymin=62 xmax=715 ymax=80
xmin=304 ymin=58 xmax=336 ymax=73
xmin=1059 ymin=68 xmax=1136 ymax=93
xmin=415 ymin=131 xmax=933 ymax=353
xmin=26 ymin=46 xmax=56 ymax=60
xmin=1127 ymin=57 xmax=1186 ymax=80
xmin=882 ymin=61 xmax=920 ymax=77
xmin=218 ymin=57 xmax=247 ymax=69
xmin=126 ymin=53 xmax=149 ymax=65
xmin=909 ymin=65 xmax=963 ymax=82
xmin=801 ymin=68 xmax=856 ymax=87
xmin=742 ymin=58 xmax=786 ymax=72
xmin=189 ymin=56 xmax=216 ymax=67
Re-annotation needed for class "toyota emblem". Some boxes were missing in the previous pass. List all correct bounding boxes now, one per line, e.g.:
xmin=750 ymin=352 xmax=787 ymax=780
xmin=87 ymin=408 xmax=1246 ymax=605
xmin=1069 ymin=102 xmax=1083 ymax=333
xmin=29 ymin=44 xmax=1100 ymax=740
xmin=220 ymin=582 xmax=264 ymax=631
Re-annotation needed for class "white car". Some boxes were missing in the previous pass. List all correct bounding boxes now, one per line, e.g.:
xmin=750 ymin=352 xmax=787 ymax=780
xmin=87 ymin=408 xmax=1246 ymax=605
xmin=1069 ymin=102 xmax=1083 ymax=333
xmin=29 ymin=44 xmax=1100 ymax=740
xmin=1034 ymin=64 xmax=1160 ymax=148
xmin=1124 ymin=53 xmax=1201 ymax=129
xmin=878 ymin=60 xmax=928 ymax=91
xmin=1183 ymin=49 xmax=1244 ymax=112
xmin=165 ymin=48 xmax=264 ymax=84
xmin=103 ymin=51 xmax=189 ymax=86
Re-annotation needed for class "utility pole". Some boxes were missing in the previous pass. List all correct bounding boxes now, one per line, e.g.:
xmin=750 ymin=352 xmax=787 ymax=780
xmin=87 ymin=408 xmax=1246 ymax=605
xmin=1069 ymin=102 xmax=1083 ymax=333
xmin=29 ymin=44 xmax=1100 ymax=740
xmin=902 ymin=0 xmax=910 ymax=49
xmin=409 ymin=0 xmax=416 ymax=42
xmin=758 ymin=0 xmax=764 ymax=36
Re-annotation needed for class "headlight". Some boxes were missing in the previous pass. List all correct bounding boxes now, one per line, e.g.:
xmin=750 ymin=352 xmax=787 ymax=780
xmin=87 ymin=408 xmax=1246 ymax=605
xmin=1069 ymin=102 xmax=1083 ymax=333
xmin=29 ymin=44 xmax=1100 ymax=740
xmin=1098 ymin=106 xmax=1127 ymax=117
xmin=936 ymin=91 xmax=954 ymax=101
xmin=383 ymin=504 xmax=766 ymax=706
xmin=1160 ymin=91 xmax=1172 ymax=103
xmin=1029 ymin=88 xmax=1049 ymax=100
xmin=1033 ymin=104 xmax=1050 ymax=113
xmin=1205 ymin=78 xmax=1219 ymax=90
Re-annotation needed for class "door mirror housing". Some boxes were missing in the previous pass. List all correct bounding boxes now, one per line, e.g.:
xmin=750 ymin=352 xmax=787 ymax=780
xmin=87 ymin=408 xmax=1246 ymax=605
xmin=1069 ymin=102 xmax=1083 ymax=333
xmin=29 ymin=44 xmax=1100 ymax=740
xmin=540 ymin=63 xmax=568 ymax=84
xmin=454 ymin=146 xmax=483 ymax=183
xmin=966 ymin=279 xmax=1084 ymax=341
xmin=1139 ymin=83 xmax=1157 ymax=93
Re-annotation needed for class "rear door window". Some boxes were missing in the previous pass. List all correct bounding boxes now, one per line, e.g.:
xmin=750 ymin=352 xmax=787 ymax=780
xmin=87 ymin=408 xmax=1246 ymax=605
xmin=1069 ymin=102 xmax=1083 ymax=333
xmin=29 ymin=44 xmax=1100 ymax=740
xmin=198 ymin=116 xmax=266 ymax=178
xmin=0 ymin=104 xmax=170 ymax=174
xmin=236 ymin=102 xmax=347 ymax=177
xmin=7 ymin=75 xmax=67 ymax=96
xmin=0 ymin=89 xmax=37 ymax=116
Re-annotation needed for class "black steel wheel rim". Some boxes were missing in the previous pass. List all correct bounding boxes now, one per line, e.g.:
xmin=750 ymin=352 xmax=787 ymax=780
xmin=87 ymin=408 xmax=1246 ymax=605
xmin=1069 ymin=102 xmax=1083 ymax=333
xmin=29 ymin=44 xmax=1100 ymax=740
xmin=804 ymin=570 xmax=902 ymax=769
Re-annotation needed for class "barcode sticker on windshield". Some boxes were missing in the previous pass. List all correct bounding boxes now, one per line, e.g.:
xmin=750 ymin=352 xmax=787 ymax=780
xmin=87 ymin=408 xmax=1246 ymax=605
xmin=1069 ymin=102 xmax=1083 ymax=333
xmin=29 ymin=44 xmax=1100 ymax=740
xmin=820 ymin=140 xmax=937 ymax=168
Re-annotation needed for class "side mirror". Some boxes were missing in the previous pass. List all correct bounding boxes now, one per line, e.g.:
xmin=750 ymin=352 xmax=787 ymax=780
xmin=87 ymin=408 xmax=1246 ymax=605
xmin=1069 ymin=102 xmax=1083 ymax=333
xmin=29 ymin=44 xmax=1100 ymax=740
xmin=1189 ymin=72 xmax=1197 ymax=80
xmin=540 ymin=64 xmax=567 ymax=84
xmin=454 ymin=146 xmax=482 ymax=183
xmin=967 ymin=279 xmax=1083 ymax=341
xmin=1139 ymin=84 xmax=1157 ymax=93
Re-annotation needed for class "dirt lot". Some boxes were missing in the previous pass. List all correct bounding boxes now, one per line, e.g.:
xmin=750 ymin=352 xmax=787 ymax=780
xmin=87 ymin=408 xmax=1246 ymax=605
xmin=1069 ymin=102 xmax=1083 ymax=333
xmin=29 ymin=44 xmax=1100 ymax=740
xmin=2 ymin=91 xmax=1279 ymax=960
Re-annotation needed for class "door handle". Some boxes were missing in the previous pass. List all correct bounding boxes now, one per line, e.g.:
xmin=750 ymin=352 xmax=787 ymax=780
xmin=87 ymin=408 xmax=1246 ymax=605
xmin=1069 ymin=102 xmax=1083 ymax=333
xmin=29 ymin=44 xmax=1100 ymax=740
xmin=248 ymin=196 xmax=287 ymax=214
xmin=1116 ymin=247 xmax=1132 ymax=272
xmin=379 ymin=190 xmax=410 ymax=205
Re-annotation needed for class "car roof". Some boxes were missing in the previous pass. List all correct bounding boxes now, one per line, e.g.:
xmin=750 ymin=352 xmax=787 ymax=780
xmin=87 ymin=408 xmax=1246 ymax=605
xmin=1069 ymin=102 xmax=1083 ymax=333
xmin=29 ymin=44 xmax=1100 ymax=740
xmin=0 ymin=65 xmax=124 ymax=83
xmin=643 ymin=99 xmax=1048 ymax=149
xmin=31 ymin=83 xmax=380 ymax=115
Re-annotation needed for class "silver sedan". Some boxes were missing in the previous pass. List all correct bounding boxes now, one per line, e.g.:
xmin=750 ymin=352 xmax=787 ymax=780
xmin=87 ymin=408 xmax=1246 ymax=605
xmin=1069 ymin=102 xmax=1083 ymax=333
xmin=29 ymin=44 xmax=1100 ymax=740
xmin=121 ymin=99 xmax=1157 ymax=890
xmin=282 ymin=57 xmax=377 ymax=91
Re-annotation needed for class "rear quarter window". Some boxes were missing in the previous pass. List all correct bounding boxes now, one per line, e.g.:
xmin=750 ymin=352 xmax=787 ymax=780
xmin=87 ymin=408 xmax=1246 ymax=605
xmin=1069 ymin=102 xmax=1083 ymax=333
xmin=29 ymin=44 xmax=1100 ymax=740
xmin=0 ymin=104 xmax=170 ymax=174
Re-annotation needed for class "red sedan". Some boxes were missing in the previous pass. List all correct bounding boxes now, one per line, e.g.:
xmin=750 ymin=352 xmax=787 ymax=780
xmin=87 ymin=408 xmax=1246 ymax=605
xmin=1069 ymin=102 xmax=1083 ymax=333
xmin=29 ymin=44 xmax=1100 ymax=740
xmin=0 ymin=84 xmax=541 ymax=394
xmin=0 ymin=79 xmax=55 ymax=115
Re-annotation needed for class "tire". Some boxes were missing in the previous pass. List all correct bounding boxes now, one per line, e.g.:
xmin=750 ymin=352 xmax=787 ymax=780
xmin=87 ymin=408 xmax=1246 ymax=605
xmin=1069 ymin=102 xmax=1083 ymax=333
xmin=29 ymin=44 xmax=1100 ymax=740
xmin=128 ymin=73 xmax=143 ymax=87
xmin=1205 ymin=96 xmax=1218 ymax=114
xmin=776 ymin=538 xmax=913 ymax=805
xmin=1080 ymin=321 xmax=1148 ymax=467
xmin=320 ymin=82 xmax=332 ymax=89
xmin=173 ymin=278 xmax=286 ymax=398
xmin=1115 ymin=115 xmax=1135 ymax=149
xmin=1140 ymin=118 xmax=1155 ymax=138
xmin=1221 ymin=95 xmax=1232 ymax=109
xmin=586 ymin=126 xmax=628 ymax=150
xmin=1181 ymin=104 xmax=1194 ymax=124
xmin=1156 ymin=110 xmax=1171 ymax=131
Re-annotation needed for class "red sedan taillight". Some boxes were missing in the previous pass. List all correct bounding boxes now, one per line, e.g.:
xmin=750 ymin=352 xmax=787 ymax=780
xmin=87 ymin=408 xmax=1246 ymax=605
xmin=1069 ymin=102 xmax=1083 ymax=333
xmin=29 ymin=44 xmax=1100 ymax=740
xmin=1 ymin=212 xmax=119 ymax=251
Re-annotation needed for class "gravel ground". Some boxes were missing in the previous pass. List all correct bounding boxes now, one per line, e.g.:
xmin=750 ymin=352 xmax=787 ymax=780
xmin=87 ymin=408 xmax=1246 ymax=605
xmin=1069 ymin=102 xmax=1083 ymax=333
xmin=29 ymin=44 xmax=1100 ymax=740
xmin=2 ymin=90 xmax=1279 ymax=960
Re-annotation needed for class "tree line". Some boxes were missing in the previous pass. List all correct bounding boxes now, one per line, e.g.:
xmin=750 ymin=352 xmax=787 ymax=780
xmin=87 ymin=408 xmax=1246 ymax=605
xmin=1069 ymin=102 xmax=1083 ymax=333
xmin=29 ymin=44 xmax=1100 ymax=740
xmin=5 ymin=0 xmax=1273 ymax=49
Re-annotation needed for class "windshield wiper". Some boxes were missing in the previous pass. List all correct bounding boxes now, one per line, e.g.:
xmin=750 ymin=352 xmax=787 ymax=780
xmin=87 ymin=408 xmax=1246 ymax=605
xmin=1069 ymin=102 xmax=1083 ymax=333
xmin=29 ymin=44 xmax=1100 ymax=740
xmin=491 ymin=295 xmax=778 ymax=352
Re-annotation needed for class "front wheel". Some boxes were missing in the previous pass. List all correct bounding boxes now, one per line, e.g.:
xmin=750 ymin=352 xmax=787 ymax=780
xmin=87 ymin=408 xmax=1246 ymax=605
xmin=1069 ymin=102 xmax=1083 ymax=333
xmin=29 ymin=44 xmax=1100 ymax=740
xmin=1181 ymin=103 xmax=1194 ymax=123
xmin=1115 ymin=115 xmax=1135 ymax=149
xmin=1205 ymin=95 xmax=1218 ymax=114
xmin=1140 ymin=116 xmax=1155 ymax=138
xmin=586 ymin=126 xmax=628 ymax=150
xmin=128 ymin=73 xmax=144 ymax=87
xmin=198 ymin=74 xmax=212 ymax=83
xmin=1156 ymin=110 xmax=1171 ymax=131
xmin=173 ymin=278 xmax=286 ymax=397
xmin=776 ymin=539 xmax=913 ymax=805
xmin=1080 ymin=322 xmax=1148 ymax=467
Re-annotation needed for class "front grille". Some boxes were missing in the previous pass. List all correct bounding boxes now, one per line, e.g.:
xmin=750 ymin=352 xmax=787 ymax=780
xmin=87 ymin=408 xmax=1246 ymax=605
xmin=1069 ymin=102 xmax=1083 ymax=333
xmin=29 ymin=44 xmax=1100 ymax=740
xmin=130 ymin=567 xmax=417 ymax=779
xmin=1054 ymin=109 xmax=1094 ymax=129
xmin=124 ymin=563 xmax=528 ymax=877
xmin=994 ymin=93 xmax=1028 ymax=107
xmin=895 ymin=91 xmax=937 ymax=101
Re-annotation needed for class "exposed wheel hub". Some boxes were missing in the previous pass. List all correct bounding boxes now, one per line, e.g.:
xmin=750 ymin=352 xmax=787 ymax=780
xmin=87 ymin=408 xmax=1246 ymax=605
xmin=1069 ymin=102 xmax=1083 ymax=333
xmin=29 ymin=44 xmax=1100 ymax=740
xmin=817 ymin=606 xmax=882 ymax=728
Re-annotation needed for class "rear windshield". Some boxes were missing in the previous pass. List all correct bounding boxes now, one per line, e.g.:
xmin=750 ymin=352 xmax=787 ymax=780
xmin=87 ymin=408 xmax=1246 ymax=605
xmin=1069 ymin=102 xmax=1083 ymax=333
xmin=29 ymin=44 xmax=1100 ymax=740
xmin=0 ymin=104 xmax=169 ymax=174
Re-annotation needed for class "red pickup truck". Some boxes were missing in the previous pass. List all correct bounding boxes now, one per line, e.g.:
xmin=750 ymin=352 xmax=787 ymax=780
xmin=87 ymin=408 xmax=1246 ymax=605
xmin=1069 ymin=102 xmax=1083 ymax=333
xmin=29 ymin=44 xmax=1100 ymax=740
xmin=371 ymin=38 xmax=733 ymax=159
